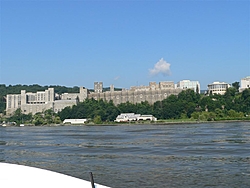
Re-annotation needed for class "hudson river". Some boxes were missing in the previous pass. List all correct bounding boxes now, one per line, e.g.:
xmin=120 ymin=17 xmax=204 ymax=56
xmin=1 ymin=122 xmax=250 ymax=187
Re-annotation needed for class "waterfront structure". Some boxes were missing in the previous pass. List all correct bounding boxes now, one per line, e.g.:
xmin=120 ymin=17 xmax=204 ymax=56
xmin=114 ymin=113 xmax=157 ymax=122
xmin=176 ymin=80 xmax=200 ymax=93
xmin=207 ymin=81 xmax=230 ymax=95
xmin=88 ymin=81 xmax=183 ymax=105
xmin=114 ymin=113 xmax=141 ymax=122
xmin=240 ymin=76 xmax=250 ymax=92
xmin=137 ymin=115 xmax=157 ymax=121
xmin=6 ymin=87 xmax=87 ymax=115
xmin=63 ymin=119 xmax=87 ymax=124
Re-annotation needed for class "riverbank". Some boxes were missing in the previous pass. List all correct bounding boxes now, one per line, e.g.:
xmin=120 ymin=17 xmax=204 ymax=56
xmin=96 ymin=119 xmax=250 ymax=126
xmin=1 ymin=119 xmax=250 ymax=127
xmin=53 ymin=120 xmax=250 ymax=126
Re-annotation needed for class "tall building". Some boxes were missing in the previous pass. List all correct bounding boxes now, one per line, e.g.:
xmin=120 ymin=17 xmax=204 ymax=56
xmin=207 ymin=81 xmax=230 ymax=95
xmin=240 ymin=76 xmax=250 ymax=92
xmin=94 ymin=82 xmax=103 ymax=93
xmin=176 ymin=80 xmax=200 ymax=93
xmin=6 ymin=87 xmax=87 ymax=115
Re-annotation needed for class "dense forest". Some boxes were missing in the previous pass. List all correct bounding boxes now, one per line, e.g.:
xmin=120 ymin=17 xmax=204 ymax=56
xmin=1 ymin=84 xmax=250 ymax=125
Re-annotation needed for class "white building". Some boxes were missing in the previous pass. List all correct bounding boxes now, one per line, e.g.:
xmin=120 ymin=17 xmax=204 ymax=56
xmin=207 ymin=81 xmax=230 ymax=95
xmin=176 ymin=80 xmax=200 ymax=93
xmin=137 ymin=115 xmax=157 ymax=121
xmin=240 ymin=76 xmax=250 ymax=92
xmin=114 ymin=113 xmax=140 ymax=122
xmin=63 ymin=119 xmax=87 ymax=125
xmin=114 ymin=113 xmax=157 ymax=122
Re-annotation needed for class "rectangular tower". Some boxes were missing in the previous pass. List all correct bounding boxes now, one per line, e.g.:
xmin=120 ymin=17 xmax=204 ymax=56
xmin=94 ymin=82 xmax=103 ymax=93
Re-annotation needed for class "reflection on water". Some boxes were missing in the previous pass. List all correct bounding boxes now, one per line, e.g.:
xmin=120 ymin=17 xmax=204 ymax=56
xmin=0 ymin=141 xmax=6 ymax=145
xmin=0 ymin=122 xmax=250 ymax=187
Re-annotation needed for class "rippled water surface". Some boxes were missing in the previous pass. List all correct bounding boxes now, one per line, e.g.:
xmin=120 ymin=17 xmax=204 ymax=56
xmin=1 ymin=122 xmax=250 ymax=187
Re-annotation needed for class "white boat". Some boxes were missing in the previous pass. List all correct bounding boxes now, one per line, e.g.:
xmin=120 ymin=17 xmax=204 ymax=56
xmin=20 ymin=124 xmax=25 ymax=127
xmin=1 ymin=123 xmax=6 ymax=127
xmin=0 ymin=163 xmax=111 ymax=188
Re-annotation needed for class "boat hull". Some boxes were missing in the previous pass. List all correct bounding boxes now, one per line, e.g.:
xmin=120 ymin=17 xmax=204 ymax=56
xmin=0 ymin=163 xmax=110 ymax=188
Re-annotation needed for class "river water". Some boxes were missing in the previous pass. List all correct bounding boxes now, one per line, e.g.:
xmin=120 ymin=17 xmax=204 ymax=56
xmin=0 ymin=122 xmax=250 ymax=188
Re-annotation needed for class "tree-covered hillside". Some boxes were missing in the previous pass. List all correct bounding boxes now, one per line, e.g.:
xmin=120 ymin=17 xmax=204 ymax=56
xmin=57 ymin=88 xmax=250 ymax=122
xmin=1 ymin=84 xmax=250 ymax=125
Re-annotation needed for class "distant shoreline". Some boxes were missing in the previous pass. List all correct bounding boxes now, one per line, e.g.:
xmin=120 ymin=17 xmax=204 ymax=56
xmin=94 ymin=119 xmax=250 ymax=126
xmin=1 ymin=119 xmax=250 ymax=127
xmin=54 ymin=119 xmax=250 ymax=126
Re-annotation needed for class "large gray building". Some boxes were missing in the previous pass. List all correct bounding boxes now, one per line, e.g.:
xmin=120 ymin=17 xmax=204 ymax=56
xmin=6 ymin=81 xmax=184 ymax=115
xmin=88 ymin=81 xmax=183 ymax=105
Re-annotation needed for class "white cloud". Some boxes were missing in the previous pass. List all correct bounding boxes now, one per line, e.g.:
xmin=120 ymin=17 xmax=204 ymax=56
xmin=114 ymin=76 xmax=120 ymax=80
xmin=149 ymin=58 xmax=171 ymax=76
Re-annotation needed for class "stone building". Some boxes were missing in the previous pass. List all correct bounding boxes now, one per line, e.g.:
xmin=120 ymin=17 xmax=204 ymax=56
xmin=6 ymin=87 xmax=87 ymax=115
xmin=88 ymin=81 xmax=183 ymax=105
xmin=6 ymin=81 xmax=184 ymax=115
xmin=61 ymin=87 xmax=88 ymax=102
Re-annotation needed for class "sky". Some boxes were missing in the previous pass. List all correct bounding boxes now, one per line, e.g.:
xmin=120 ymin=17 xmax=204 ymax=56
xmin=0 ymin=0 xmax=249 ymax=90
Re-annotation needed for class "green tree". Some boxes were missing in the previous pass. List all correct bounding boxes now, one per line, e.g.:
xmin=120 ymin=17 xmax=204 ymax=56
xmin=214 ymin=108 xmax=225 ymax=118
xmin=54 ymin=116 xmax=62 ymax=124
xmin=191 ymin=112 xmax=200 ymax=120
xmin=105 ymin=101 xmax=120 ymax=121
xmin=240 ymin=89 xmax=250 ymax=113
xmin=232 ymin=82 xmax=240 ymax=92
xmin=196 ymin=84 xmax=199 ymax=94
xmin=93 ymin=115 xmax=102 ymax=124
xmin=58 ymin=106 xmax=72 ymax=121
xmin=227 ymin=109 xmax=238 ymax=118
xmin=33 ymin=113 xmax=45 ymax=125
xmin=117 ymin=102 xmax=136 ymax=113
xmin=136 ymin=101 xmax=153 ymax=115
xmin=7 ymin=108 xmax=24 ymax=125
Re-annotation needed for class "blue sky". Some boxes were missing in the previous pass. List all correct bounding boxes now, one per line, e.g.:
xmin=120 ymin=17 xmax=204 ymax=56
xmin=1 ymin=1 xmax=249 ymax=90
